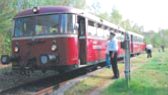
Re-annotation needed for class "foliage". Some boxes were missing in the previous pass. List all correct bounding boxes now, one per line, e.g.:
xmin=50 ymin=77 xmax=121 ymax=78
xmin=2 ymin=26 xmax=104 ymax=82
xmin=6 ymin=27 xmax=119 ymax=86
xmin=143 ymin=29 xmax=168 ymax=47
xmin=15 ymin=0 xmax=86 ymax=10
xmin=110 ymin=8 xmax=123 ymax=25
xmin=0 ymin=0 xmax=15 ymax=55
xmin=86 ymin=0 xmax=101 ymax=14
xmin=120 ymin=19 xmax=132 ymax=31
xmin=96 ymin=12 xmax=110 ymax=21
xmin=104 ymin=8 xmax=144 ymax=34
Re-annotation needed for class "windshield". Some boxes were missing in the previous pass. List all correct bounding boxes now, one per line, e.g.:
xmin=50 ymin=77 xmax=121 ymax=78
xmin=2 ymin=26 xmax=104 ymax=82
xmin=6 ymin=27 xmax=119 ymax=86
xmin=14 ymin=14 xmax=75 ymax=37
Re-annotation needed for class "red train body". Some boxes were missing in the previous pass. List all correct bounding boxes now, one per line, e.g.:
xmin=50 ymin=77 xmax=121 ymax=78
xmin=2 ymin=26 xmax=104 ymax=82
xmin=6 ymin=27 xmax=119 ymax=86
xmin=1 ymin=6 xmax=146 ymax=72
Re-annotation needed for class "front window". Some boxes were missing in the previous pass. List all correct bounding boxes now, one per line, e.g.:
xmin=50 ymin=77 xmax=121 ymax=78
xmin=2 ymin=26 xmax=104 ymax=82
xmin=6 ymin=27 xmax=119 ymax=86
xmin=61 ymin=14 xmax=75 ymax=34
xmin=14 ymin=14 xmax=75 ymax=37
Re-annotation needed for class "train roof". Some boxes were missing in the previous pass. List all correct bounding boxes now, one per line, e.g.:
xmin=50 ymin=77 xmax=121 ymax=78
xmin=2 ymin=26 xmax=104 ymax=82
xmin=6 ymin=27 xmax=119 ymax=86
xmin=15 ymin=6 xmax=80 ymax=18
xmin=127 ymin=31 xmax=144 ymax=39
xmin=15 ymin=6 xmax=123 ymax=32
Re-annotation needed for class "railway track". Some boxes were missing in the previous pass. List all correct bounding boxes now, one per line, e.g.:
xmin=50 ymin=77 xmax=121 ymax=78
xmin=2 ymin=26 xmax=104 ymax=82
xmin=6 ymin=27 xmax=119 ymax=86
xmin=0 ymin=62 xmax=105 ymax=95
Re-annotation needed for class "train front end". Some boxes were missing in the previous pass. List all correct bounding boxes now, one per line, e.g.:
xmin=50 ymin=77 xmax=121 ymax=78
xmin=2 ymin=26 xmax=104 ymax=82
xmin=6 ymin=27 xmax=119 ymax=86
xmin=1 ymin=7 xmax=79 ymax=72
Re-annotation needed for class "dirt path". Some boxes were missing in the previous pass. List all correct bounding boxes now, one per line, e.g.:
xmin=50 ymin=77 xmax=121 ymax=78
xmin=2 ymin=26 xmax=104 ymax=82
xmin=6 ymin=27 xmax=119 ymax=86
xmin=87 ymin=62 xmax=144 ymax=95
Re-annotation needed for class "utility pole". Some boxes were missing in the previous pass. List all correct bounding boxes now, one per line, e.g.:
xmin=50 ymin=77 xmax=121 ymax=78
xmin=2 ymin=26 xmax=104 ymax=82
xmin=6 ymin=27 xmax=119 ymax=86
xmin=124 ymin=32 xmax=131 ymax=88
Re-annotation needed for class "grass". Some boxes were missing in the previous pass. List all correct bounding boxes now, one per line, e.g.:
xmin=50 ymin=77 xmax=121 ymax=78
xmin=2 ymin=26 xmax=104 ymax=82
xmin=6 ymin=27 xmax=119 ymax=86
xmin=102 ymin=49 xmax=168 ymax=95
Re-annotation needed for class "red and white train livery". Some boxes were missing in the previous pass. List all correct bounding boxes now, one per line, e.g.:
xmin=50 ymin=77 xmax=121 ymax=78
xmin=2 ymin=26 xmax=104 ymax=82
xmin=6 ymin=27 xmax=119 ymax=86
xmin=1 ymin=6 xmax=146 ymax=72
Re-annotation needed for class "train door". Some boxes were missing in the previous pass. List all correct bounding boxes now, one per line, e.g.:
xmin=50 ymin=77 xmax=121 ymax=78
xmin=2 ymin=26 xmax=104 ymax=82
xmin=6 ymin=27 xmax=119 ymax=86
xmin=77 ymin=16 xmax=87 ymax=65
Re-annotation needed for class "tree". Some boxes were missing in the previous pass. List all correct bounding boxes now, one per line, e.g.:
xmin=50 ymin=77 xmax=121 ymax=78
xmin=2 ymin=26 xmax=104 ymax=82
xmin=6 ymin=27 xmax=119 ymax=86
xmin=120 ymin=19 xmax=132 ymax=31
xmin=96 ymin=12 xmax=110 ymax=21
xmin=0 ymin=0 xmax=15 ymax=54
xmin=143 ymin=29 xmax=168 ymax=48
xmin=86 ymin=0 xmax=101 ymax=14
xmin=131 ymin=24 xmax=144 ymax=33
xmin=15 ymin=0 xmax=86 ymax=10
xmin=69 ymin=0 xmax=86 ymax=9
xmin=158 ymin=29 xmax=168 ymax=47
xmin=110 ymin=8 xmax=122 ymax=25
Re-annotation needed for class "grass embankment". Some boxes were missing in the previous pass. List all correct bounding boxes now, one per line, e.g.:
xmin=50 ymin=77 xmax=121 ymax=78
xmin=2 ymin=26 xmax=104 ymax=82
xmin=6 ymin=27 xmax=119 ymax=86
xmin=64 ymin=52 xmax=148 ymax=95
xmin=103 ymin=50 xmax=168 ymax=95
xmin=64 ymin=66 xmax=121 ymax=95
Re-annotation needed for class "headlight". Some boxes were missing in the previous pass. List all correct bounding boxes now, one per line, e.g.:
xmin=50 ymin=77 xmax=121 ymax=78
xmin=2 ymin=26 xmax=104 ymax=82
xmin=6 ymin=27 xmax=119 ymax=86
xmin=1 ymin=55 xmax=10 ymax=65
xmin=33 ymin=8 xmax=37 ymax=13
xmin=40 ymin=55 xmax=48 ymax=64
xmin=14 ymin=46 xmax=19 ymax=53
xmin=48 ymin=55 xmax=56 ymax=61
xmin=32 ymin=7 xmax=39 ymax=13
xmin=51 ymin=45 xmax=57 ymax=51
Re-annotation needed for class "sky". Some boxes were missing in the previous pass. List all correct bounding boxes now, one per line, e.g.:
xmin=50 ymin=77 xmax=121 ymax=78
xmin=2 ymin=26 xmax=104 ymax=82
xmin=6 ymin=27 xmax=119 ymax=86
xmin=86 ymin=0 xmax=168 ymax=32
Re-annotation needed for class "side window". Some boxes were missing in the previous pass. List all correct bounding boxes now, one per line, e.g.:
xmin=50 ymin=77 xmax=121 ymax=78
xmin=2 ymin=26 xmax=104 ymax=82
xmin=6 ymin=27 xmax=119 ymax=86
xmin=138 ymin=37 xmax=143 ymax=43
xmin=104 ymin=28 xmax=110 ymax=39
xmin=135 ymin=36 xmax=138 ymax=42
xmin=88 ymin=20 xmax=96 ymax=36
xmin=97 ymin=24 xmax=104 ymax=38
xmin=120 ymin=33 xmax=124 ymax=41
xmin=133 ymin=36 xmax=136 ymax=42
xmin=108 ymin=29 xmax=116 ymax=39
xmin=115 ymin=33 xmax=119 ymax=40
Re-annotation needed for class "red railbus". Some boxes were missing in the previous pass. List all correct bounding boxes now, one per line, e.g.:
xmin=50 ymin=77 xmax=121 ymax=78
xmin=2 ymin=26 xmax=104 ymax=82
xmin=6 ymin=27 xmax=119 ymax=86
xmin=1 ymin=6 xmax=145 ymax=73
